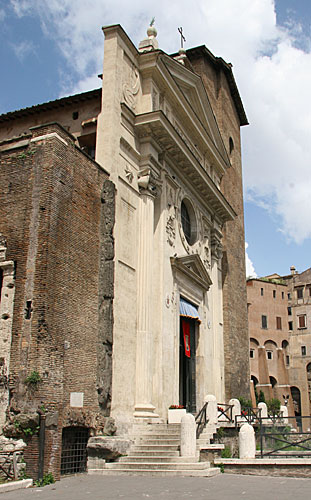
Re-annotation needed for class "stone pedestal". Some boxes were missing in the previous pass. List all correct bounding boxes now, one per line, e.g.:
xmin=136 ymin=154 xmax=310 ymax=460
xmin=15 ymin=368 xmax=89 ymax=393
xmin=180 ymin=413 xmax=196 ymax=457
xmin=239 ymin=423 xmax=255 ymax=459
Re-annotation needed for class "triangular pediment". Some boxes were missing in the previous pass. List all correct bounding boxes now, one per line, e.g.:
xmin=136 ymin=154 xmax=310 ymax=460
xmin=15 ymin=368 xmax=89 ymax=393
xmin=171 ymin=254 xmax=212 ymax=292
xmin=160 ymin=54 xmax=230 ymax=170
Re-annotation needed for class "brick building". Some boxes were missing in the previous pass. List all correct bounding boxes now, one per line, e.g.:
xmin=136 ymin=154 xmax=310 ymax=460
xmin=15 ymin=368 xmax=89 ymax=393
xmin=247 ymin=268 xmax=311 ymax=427
xmin=0 ymin=24 xmax=249 ymax=477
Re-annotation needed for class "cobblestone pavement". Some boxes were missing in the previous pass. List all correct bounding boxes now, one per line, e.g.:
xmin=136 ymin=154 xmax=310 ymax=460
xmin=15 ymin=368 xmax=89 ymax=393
xmin=5 ymin=473 xmax=311 ymax=500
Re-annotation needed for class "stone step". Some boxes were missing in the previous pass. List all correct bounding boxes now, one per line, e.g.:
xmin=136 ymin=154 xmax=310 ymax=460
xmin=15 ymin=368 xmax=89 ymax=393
xmin=134 ymin=439 xmax=180 ymax=446
xmin=125 ymin=450 xmax=180 ymax=457
xmin=132 ymin=432 xmax=180 ymax=438
xmin=119 ymin=456 xmax=200 ymax=463
xmin=130 ymin=445 xmax=179 ymax=452
xmin=89 ymin=467 xmax=221 ymax=477
xmin=133 ymin=424 xmax=180 ymax=431
xmin=105 ymin=462 xmax=211 ymax=470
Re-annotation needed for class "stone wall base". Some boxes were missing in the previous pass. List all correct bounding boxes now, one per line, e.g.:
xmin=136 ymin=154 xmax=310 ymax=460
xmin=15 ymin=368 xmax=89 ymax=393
xmin=214 ymin=458 xmax=311 ymax=477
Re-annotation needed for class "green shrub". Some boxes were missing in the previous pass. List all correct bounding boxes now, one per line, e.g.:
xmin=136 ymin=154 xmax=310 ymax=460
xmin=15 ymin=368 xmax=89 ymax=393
xmin=267 ymin=398 xmax=281 ymax=414
xmin=25 ymin=371 xmax=42 ymax=387
xmin=35 ymin=472 xmax=55 ymax=487
xmin=238 ymin=397 xmax=252 ymax=411
xmin=221 ymin=446 xmax=232 ymax=458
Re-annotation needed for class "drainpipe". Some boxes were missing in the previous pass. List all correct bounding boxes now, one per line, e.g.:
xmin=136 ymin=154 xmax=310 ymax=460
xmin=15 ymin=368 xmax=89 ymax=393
xmin=37 ymin=410 xmax=46 ymax=481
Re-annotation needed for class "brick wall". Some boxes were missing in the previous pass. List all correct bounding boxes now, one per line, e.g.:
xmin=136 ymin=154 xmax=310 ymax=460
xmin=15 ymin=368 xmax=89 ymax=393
xmin=0 ymin=122 xmax=113 ymax=478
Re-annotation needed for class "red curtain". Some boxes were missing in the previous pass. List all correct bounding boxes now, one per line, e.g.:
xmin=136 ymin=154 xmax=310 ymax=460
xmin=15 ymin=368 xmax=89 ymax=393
xmin=181 ymin=319 xmax=191 ymax=358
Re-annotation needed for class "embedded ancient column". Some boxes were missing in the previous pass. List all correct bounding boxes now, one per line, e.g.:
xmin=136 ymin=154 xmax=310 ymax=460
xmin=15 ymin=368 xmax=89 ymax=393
xmin=256 ymin=346 xmax=273 ymax=400
xmin=134 ymin=168 xmax=159 ymax=418
xmin=0 ymin=235 xmax=16 ymax=429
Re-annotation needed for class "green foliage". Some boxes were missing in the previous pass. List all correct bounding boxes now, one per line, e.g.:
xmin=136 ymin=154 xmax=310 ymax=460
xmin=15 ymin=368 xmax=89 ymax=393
xmin=258 ymin=277 xmax=287 ymax=285
xmin=221 ymin=446 xmax=232 ymax=458
xmin=258 ymin=391 xmax=266 ymax=403
xmin=267 ymin=398 xmax=281 ymax=414
xmin=238 ymin=397 xmax=252 ymax=411
xmin=216 ymin=427 xmax=224 ymax=438
xmin=216 ymin=463 xmax=225 ymax=473
xmin=23 ymin=426 xmax=40 ymax=437
xmin=35 ymin=472 xmax=55 ymax=487
xmin=25 ymin=371 xmax=42 ymax=387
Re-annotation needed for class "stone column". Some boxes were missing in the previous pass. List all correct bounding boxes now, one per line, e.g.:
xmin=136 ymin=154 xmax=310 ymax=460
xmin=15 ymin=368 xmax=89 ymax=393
xmin=134 ymin=168 xmax=159 ymax=418
xmin=0 ymin=235 xmax=16 ymax=429
xmin=256 ymin=346 xmax=273 ymax=400
xmin=275 ymin=348 xmax=295 ymax=417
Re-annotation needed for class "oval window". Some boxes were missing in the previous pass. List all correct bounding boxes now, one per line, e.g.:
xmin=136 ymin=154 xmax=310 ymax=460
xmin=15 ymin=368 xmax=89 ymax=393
xmin=181 ymin=199 xmax=197 ymax=245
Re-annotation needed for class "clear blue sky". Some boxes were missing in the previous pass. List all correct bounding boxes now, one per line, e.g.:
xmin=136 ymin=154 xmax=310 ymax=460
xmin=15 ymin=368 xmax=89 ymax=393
xmin=1 ymin=0 xmax=311 ymax=278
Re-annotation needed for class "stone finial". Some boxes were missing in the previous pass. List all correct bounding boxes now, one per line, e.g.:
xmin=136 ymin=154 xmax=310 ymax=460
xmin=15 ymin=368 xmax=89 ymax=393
xmin=0 ymin=234 xmax=7 ymax=262
xmin=138 ymin=18 xmax=159 ymax=53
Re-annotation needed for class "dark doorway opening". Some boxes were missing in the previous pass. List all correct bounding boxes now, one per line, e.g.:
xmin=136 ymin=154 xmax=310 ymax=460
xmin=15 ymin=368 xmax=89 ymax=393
xmin=61 ymin=426 xmax=89 ymax=475
xmin=179 ymin=318 xmax=196 ymax=413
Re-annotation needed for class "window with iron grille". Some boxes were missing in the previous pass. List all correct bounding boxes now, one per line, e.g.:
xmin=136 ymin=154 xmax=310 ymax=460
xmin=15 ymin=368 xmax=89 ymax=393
xmin=61 ymin=427 xmax=89 ymax=475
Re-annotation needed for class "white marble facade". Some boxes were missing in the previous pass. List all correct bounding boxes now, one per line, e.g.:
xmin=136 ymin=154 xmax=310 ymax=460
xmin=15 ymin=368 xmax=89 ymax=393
xmin=96 ymin=25 xmax=235 ymax=430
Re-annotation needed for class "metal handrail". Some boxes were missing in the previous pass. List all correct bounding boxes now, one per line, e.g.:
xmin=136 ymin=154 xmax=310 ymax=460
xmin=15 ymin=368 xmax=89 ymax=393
xmin=235 ymin=407 xmax=262 ymax=427
xmin=195 ymin=402 xmax=209 ymax=438
xmin=217 ymin=403 xmax=233 ymax=423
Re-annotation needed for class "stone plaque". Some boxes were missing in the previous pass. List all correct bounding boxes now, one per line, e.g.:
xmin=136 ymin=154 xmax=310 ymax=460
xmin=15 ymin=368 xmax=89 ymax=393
xmin=70 ymin=392 xmax=84 ymax=408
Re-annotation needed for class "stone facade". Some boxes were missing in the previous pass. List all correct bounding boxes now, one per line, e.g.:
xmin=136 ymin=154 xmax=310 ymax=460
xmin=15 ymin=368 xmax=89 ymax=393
xmin=0 ymin=24 xmax=249 ymax=476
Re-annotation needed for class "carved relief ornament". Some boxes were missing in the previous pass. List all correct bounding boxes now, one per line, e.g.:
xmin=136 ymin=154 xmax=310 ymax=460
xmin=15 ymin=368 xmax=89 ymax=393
xmin=122 ymin=66 xmax=140 ymax=111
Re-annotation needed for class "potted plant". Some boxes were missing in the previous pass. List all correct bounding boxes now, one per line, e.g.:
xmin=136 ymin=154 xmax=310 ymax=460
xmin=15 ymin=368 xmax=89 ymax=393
xmin=168 ymin=405 xmax=186 ymax=424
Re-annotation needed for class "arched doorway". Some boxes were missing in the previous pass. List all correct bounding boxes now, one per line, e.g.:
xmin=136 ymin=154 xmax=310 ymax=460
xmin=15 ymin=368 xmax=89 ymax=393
xmin=291 ymin=386 xmax=302 ymax=431
xmin=61 ymin=426 xmax=89 ymax=475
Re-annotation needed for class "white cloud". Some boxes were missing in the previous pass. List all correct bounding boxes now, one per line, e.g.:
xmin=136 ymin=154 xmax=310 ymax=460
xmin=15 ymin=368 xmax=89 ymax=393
xmin=8 ymin=0 xmax=311 ymax=245
xmin=11 ymin=40 xmax=36 ymax=61
xmin=245 ymin=243 xmax=257 ymax=278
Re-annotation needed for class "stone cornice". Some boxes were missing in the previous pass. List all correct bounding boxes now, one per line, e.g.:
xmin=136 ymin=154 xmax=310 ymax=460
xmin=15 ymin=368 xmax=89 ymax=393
xmin=134 ymin=110 xmax=236 ymax=222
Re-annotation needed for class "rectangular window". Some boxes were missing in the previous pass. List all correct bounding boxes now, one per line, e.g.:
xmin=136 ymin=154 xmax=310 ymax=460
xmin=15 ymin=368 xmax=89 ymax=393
xmin=301 ymin=346 xmax=306 ymax=356
xmin=266 ymin=350 xmax=273 ymax=360
xmin=288 ymin=307 xmax=292 ymax=315
xmin=273 ymin=290 xmax=276 ymax=298
xmin=286 ymin=355 xmax=290 ymax=366
xmin=261 ymin=315 xmax=268 ymax=329
xmin=288 ymin=292 xmax=291 ymax=299
xmin=297 ymin=288 xmax=303 ymax=299
xmin=282 ymin=291 xmax=284 ymax=299
xmin=250 ymin=349 xmax=254 ymax=359
xmin=276 ymin=317 xmax=282 ymax=330
xmin=261 ymin=288 xmax=264 ymax=296
xmin=298 ymin=315 xmax=307 ymax=329
xmin=288 ymin=321 xmax=293 ymax=330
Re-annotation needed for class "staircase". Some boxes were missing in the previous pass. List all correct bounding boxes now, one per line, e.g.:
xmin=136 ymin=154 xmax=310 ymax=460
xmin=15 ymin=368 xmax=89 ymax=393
xmin=94 ymin=423 xmax=220 ymax=476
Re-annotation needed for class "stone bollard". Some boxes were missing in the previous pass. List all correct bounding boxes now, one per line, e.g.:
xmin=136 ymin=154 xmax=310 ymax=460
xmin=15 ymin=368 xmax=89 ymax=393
xmin=180 ymin=413 xmax=196 ymax=457
xmin=205 ymin=394 xmax=217 ymax=426
xmin=280 ymin=405 xmax=288 ymax=424
xmin=229 ymin=398 xmax=241 ymax=424
xmin=239 ymin=423 xmax=256 ymax=459
xmin=258 ymin=402 xmax=268 ymax=419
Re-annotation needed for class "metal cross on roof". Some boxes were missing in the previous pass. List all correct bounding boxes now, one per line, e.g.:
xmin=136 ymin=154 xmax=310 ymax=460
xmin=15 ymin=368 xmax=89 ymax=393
xmin=178 ymin=27 xmax=186 ymax=49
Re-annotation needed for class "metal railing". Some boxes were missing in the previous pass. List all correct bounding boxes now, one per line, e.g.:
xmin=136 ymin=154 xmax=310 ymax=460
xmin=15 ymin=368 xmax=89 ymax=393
xmin=258 ymin=416 xmax=311 ymax=457
xmin=217 ymin=403 xmax=233 ymax=423
xmin=0 ymin=450 xmax=21 ymax=480
xmin=235 ymin=407 xmax=262 ymax=427
xmin=195 ymin=402 xmax=209 ymax=438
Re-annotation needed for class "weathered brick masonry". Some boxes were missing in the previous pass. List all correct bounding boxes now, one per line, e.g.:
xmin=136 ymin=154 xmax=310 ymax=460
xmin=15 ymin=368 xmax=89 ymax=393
xmin=0 ymin=122 xmax=114 ymax=478
xmin=188 ymin=50 xmax=250 ymax=399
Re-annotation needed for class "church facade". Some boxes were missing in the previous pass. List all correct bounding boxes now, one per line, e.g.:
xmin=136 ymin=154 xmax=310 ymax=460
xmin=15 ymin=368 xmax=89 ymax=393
xmin=0 ymin=24 xmax=249 ymax=477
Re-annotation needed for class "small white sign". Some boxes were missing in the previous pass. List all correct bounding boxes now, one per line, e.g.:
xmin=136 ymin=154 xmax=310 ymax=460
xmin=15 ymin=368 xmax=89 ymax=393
xmin=70 ymin=392 xmax=84 ymax=408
